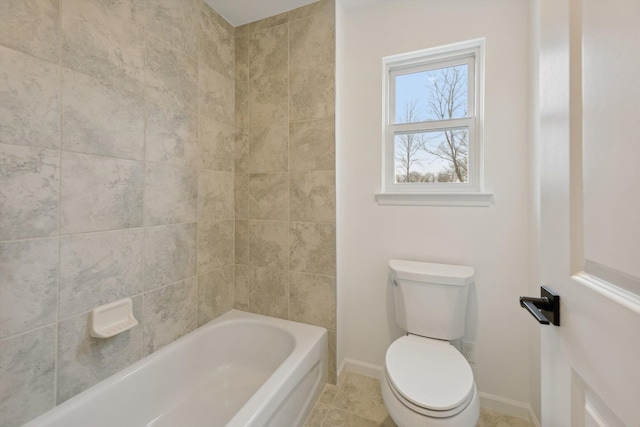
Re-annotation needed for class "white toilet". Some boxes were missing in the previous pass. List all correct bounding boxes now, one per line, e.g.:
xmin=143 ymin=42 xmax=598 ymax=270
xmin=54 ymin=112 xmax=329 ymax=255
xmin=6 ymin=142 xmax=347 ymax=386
xmin=381 ymin=259 xmax=480 ymax=427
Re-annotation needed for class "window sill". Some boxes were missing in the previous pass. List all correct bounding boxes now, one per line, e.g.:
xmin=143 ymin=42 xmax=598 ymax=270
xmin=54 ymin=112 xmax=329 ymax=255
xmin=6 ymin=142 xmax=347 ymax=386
xmin=375 ymin=192 xmax=494 ymax=207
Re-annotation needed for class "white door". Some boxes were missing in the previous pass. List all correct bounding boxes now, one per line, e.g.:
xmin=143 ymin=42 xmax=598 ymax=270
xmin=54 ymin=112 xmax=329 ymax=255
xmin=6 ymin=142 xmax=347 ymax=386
xmin=537 ymin=0 xmax=640 ymax=426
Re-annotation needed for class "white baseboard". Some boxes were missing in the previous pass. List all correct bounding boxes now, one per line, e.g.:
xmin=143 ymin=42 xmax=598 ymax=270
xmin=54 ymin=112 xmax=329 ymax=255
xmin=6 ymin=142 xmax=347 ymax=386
xmin=338 ymin=359 xmax=541 ymax=427
xmin=479 ymin=392 xmax=540 ymax=427
xmin=337 ymin=358 xmax=383 ymax=385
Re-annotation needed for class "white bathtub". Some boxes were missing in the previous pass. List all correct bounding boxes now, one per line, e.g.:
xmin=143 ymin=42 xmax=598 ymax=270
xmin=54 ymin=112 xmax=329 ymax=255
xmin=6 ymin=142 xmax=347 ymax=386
xmin=24 ymin=310 xmax=328 ymax=427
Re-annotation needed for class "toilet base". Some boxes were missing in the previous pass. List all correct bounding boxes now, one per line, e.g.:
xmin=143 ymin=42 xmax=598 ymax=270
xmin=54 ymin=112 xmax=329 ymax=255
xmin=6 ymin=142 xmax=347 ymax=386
xmin=381 ymin=370 xmax=480 ymax=427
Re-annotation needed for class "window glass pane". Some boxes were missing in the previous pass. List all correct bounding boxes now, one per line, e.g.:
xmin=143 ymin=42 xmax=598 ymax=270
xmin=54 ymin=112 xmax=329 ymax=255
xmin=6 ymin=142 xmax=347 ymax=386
xmin=394 ymin=64 xmax=468 ymax=124
xmin=394 ymin=128 xmax=469 ymax=183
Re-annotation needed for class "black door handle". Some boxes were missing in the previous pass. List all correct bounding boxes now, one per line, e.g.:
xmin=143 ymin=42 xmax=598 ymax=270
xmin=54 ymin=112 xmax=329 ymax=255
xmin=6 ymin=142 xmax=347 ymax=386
xmin=519 ymin=286 xmax=560 ymax=326
xmin=520 ymin=298 xmax=551 ymax=324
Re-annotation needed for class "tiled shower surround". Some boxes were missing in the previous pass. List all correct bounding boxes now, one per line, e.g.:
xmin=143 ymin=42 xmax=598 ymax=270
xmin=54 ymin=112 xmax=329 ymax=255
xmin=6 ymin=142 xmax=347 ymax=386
xmin=0 ymin=0 xmax=336 ymax=425
xmin=234 ymin=0 xmax=337 ymax=380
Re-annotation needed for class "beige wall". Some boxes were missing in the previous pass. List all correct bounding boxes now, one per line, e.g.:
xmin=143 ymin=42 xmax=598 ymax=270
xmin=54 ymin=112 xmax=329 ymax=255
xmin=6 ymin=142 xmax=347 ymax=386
xmin=0 ymin=1 xmax=235 ymax=425
xmin=233 ymin=0 xmax=337 ymax=383
xmin=337 ymin=0 xmax=533 ymax=410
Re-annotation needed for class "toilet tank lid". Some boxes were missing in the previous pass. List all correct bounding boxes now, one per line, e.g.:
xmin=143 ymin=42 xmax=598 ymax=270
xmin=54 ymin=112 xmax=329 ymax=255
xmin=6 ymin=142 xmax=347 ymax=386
xmin=389 ymin=259 xmax=475 ymax=286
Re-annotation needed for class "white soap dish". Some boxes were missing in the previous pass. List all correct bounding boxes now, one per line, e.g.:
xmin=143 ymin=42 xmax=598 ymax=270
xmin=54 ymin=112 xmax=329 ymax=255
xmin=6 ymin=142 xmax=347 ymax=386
xmin=90 ymin=298 xmax=138 ymax=338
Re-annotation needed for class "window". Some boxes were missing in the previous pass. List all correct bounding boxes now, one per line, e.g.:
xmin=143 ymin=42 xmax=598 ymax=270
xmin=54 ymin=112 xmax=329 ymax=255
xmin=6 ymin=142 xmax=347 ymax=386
xmin=377 ymin=39 xmax=492 ymax=206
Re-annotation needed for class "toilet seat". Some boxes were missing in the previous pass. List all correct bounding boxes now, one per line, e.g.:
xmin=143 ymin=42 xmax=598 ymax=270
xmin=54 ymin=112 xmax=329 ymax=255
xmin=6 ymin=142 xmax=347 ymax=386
xmin=385 ymin=372 xmax=475 ymax=418
xmin=385 ymin=335 xmax=474 ymax=417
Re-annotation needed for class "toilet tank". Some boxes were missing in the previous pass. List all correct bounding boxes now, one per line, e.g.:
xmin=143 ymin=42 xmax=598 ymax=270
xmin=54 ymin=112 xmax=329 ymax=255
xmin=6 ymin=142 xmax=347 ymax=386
xmin=389 ymin=259 xmax=474 ymax=340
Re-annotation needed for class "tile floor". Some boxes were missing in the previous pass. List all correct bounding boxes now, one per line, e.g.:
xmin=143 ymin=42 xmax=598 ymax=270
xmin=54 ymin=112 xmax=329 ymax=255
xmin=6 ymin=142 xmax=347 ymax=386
xmin=304 ymin=372 xmax=533 ymax=427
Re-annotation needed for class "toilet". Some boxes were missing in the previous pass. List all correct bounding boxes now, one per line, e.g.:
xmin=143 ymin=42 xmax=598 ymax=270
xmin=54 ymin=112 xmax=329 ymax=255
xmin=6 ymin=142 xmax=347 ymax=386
xmin=381 ymin=259 xmax=480 ymax=427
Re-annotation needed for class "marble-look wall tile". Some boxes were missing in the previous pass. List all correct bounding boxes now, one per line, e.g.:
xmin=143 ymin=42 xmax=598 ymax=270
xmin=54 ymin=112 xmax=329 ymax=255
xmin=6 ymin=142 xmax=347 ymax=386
xmin=0 ymin=239 xmax=58 ymax=339
xmin=247 ymin=11 xmax=289 ymax=34
xmin=249 ymin=268 xmax=288 ymax=319
xmin=145 ymin=99 xmax=198 ymax=168
xmin=289 ymin=272 xmax=336 ymax=330
xmin=248 ymin=125 xmax=288 ymax=173
xmin=288 ymin=0 xmax=335 ymax=21
xmin=235 ymin=130 xmax=249 ymax=173
xmin=146 ymin=0 xmax=198 ymax=58
xmin=0 ymin=46 xmax=60 ymax=150
xmin=248 ymin=173 xmax=289 ymax=220
xmin=327 ymin=329 xmax=337 ymax=384
xmin=59 ymin=229 xmax=144 ymax=318
xmin=199 ymin=119 xmax=235 ymax=172
xmin=235 ymin=80 xmax=249 ymax=129
xmin=145 ymin=35 xmax=198 ymax=167
xmin=144 ymin=163 xmax=197 ymax=226
xmin=289 ymin=222 xmax=336 ymax=275
xmin=1 ymin=0 xmax=251 ymax=423
xmin=289 ymin=12 xmax=335 ymax=71
xmin=198 ymin=220 xmax=234 ymax=273
xmin=0 ymin=144 xmax=59 ymax=240
xmin=235 ymin=35 xmax=249 ymax=83
xmin=0 ymin=0 xmax=60 ymax=63
xmin=61 ymin=0 xmax=145 ymax=94
xmin=198 ymin=265 xmax=234 ymax=325
xmin=199 ymin=63 xmax=235 ymax=128
xmin=60 ymin=152 xmax=143 ymax=234
xmin=201 ymin=1 xmax=234 ymax=35
xmin=289 ymin=118 xmax=335 ymax=171
xmin=290 ymin=65 xmax=335 ymax=121
xmin=199 ymin=4 xmax=234 ymax=80
xmin=0 ymin=326 xmax=55 ymax=427
xmin=143 ymin=278 xmax=197 ymax=355
xmin=61 ymin=68 xmax=144 ymax=160
xmin=146 ymin=35 xmax=197 ymax=105
xmin=249 ymin=25 xmax=288 ymax=80
xmin=56 ymin=297 xmax=143 ymax=404
xmin=248 ymin=74 xmax=288 ymax=128
xmin=248 ymin=220 xmax=288 ymax=270
xmin=235 ymin=24 xmax=248 ymax=38
xmin=144 ymin=223 xmax=197 ymax=291
xmin=289 ymin=171 xmax=335 ymax=223
xmin=235 ymin=173 xmax=249 ymax=219
xmin=238 ymin=5 xmax=336 ymax=384
xmin=235 ymin=219 xmax=249 ymax=265
xmin=199 ymin=170 xmax=234 ymax=220
xmin=234 ymin=265 xmax=253 ymax=310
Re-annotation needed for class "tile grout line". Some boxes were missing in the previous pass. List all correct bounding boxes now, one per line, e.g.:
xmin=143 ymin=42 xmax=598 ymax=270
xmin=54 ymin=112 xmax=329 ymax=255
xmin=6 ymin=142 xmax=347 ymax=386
xmin=286 ymin=11 xmax=291 ymax=322
xmin=195 ymin=0 xmax=201 ymax=330
xmin=53 ymin=0 xmax=63 ymax=408
xmin=141 ymin=0 xmax=149 ymax=362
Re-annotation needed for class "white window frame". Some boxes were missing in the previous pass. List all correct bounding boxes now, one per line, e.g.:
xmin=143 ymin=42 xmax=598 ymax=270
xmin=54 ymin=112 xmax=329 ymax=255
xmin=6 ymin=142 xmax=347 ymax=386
xmin=376 ymin=39 xmax=493 ymax=206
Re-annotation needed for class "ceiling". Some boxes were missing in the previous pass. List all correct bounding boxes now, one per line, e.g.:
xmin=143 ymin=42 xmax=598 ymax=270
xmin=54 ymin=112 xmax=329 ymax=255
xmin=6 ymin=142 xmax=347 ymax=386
xmin=340 ymin=0 xmax=389 ymax=10
xmin=205 ymin=0 xmax=320 ymax=27
xmin=205 ymin=0 xmax=392 ymax=27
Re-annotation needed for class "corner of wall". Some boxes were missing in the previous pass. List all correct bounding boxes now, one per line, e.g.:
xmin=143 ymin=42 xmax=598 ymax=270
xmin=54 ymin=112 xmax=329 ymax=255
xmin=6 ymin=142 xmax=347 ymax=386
xmin=334 ymin=0 xmax=347 ymax=383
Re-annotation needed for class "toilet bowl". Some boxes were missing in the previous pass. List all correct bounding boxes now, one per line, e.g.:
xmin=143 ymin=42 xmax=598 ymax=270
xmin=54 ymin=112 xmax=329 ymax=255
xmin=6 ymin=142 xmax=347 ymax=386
xmin=381 ymin=335 xmax=479 ymax=426
xmin=382 ymin=260 xmax=479 ymax=427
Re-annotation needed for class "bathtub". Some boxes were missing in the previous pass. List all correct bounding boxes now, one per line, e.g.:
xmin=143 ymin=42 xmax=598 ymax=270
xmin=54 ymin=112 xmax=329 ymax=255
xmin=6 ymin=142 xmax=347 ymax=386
xmin=24 ymin=310 xmax=328 ymax=427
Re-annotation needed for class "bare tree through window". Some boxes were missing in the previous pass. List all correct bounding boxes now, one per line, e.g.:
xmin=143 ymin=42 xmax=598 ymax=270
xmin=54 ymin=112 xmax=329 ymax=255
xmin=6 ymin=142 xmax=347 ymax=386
xmin=423 ymin=66 xmax=469 ymax=183
xmin=395 ymin=100 xmax=430 ymax=182
xmin=394 ymin=65 xmax=470 ymax=183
